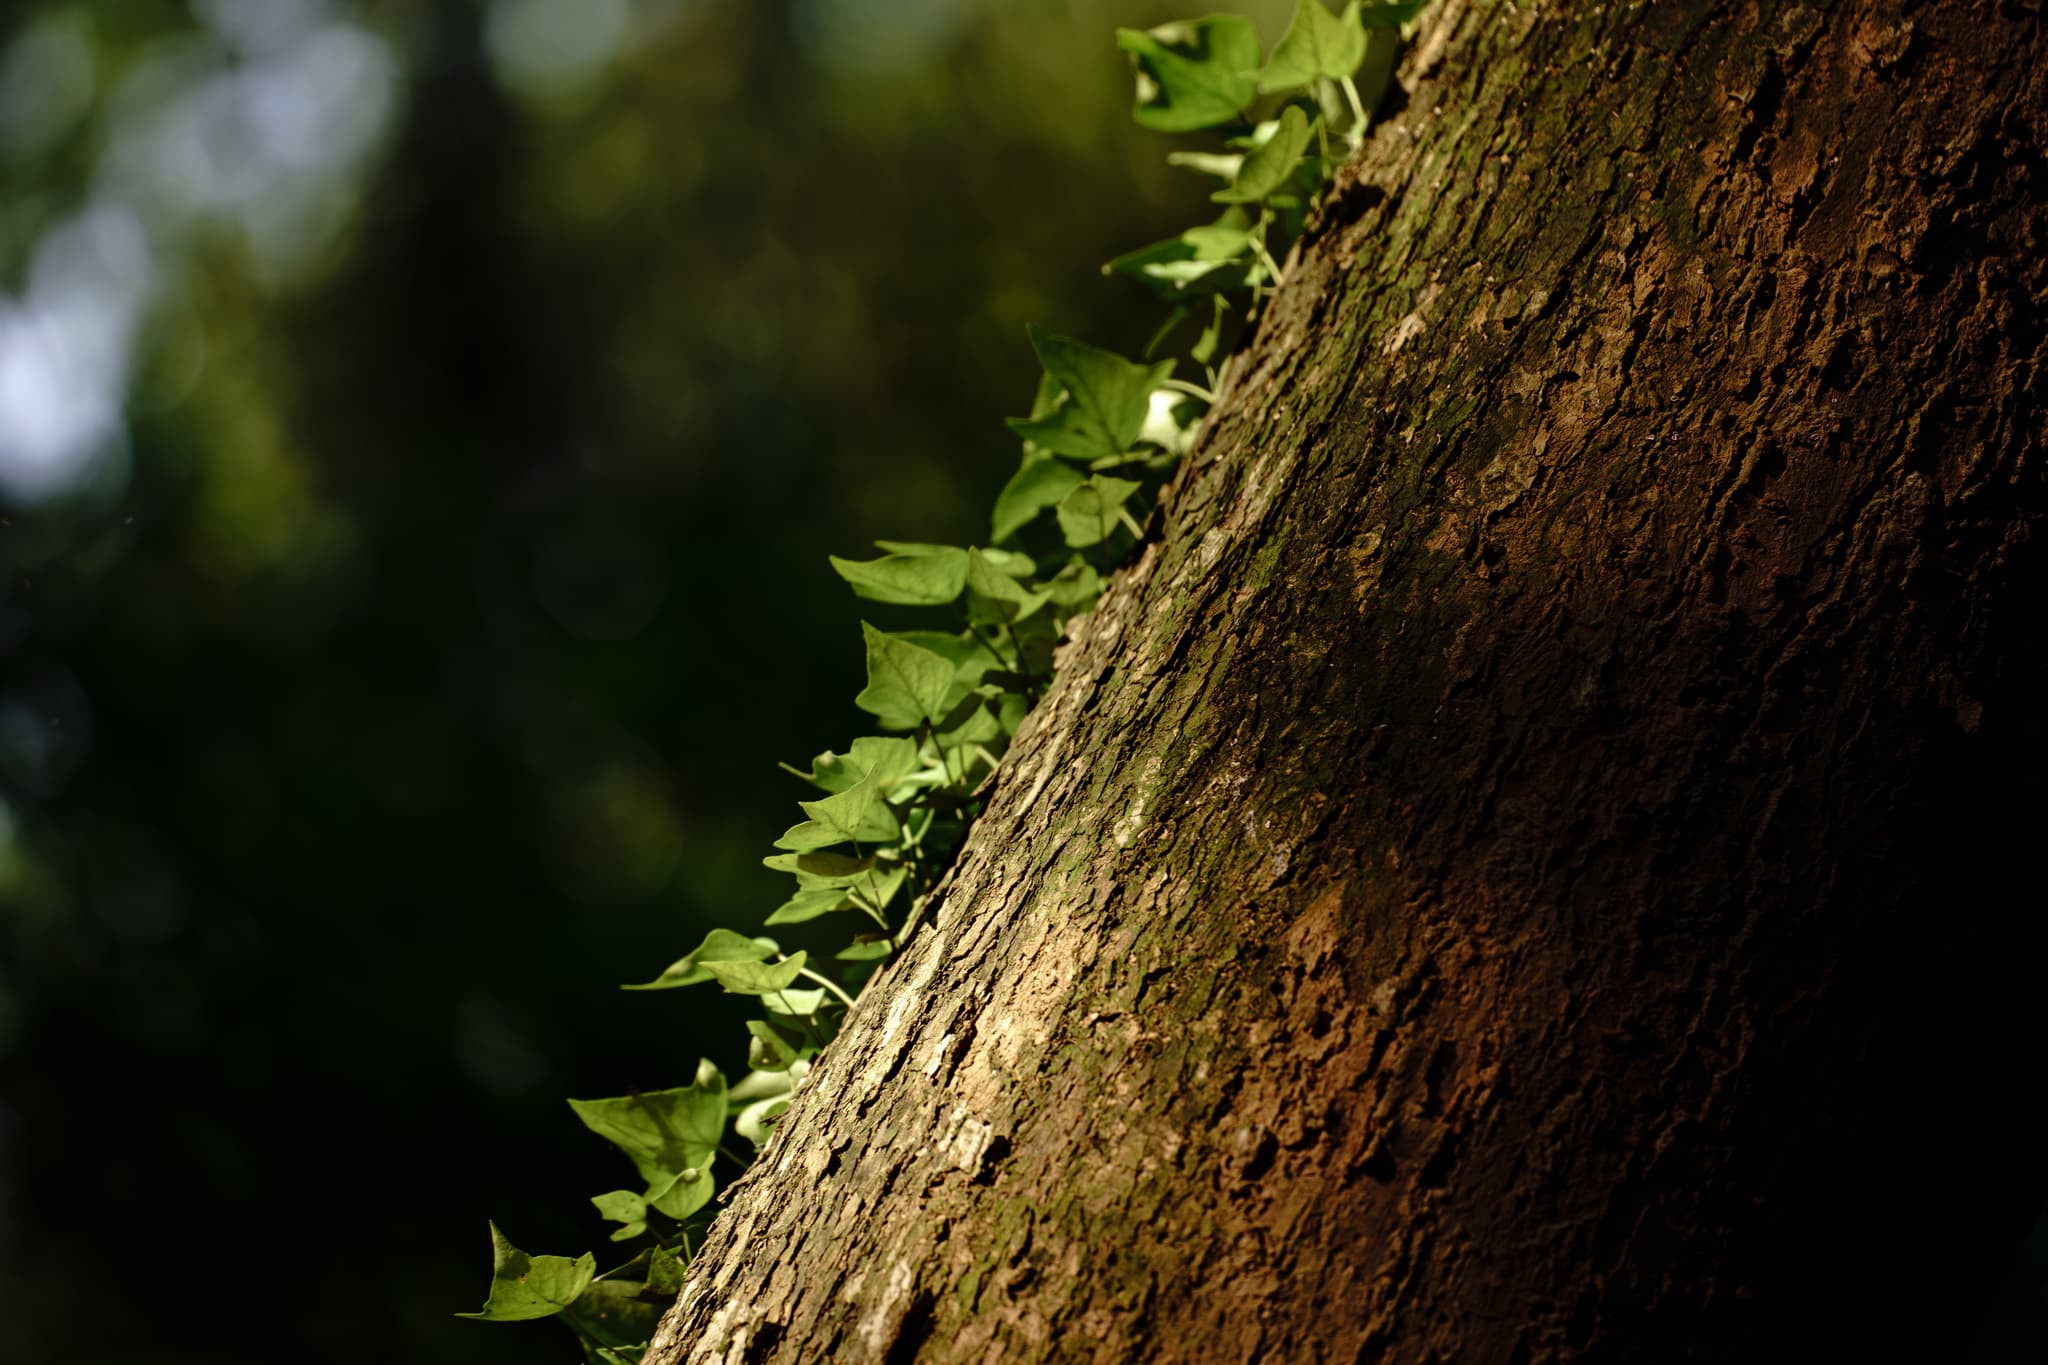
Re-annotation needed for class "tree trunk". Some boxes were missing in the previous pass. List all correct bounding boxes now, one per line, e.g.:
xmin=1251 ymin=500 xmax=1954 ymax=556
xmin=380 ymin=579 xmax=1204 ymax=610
xmin=648 ymin=1 xmax=2048 ymax=1360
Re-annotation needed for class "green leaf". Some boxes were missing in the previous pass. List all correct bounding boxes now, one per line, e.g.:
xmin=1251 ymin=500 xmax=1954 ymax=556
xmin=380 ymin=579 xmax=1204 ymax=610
xmin=564 ymin=1278 xmax=667 ymax=1352
xmin=566 ymin=1069 xmax=726 ymax=1183
xmin=703 ymin=950 xmax=807 ymax=997
xmin=1045 ymin=557 xmax=1104 ymax=609
xmin=991 ymin=454 xmax=1086 ymax=542
xmin=623 ymin=929 xmax=779 ymax=991
xmin=1357 ymin=0 xmax=1428 ymax=27
xmin=734 ymin=1095 xmax=791 ymax=1147
xmin=457 ymin=1224 xmax=596 ymax=1322
xmin=782 ymin=736 xmax=922 ymax=794
xmin=1056 ymin=476 xmax=1144 ymax=548
xmin=647 ymin=1245 xmax=687 ymax=1296
xmin=762 ymin=849 xmax=874 ymax=888
xmin=762 ymin=985 xmax=827 ymax=1016
xmin=746 ymin=1020 xmax=801 ymax=1071
xmin=849 ymin=862 xmax=909 ymax=913
xmin=836 ymin=935 xmax=894 ymax=962
xmin=590 ymin=1190 xmax=648 ymax=1242
xmin=798 ymin=766 xmax=900 ymax=843
xmin=1260 ymin=0 xmax=1367 ymax=91
xmin=854 ymin=622 xmax=955 ymax=730
xmin=965 ymin=548 xmax=1051 ymax=624
xmin=1166 ymin=149 xmax=1245 ymax=180
xmin=1115 ymin=17 xmax=1262 ymax=132
xmin=827 ymin=544 xmax=968 ymax=605
xmin=763 ymin=886 xmax=853 ymax=925
xmin=1215 ymin=105 xmax=1317 ymax=204
xmin=976 ymin=546 xmax=1038 ymax=577
xmin=891 ymin=630 xmax=1001 ymax=688
xmin=1004 ymin=326 xmax=1173 ymax=460
xmin=644 ymin=1164 xmax=715 ymax=1220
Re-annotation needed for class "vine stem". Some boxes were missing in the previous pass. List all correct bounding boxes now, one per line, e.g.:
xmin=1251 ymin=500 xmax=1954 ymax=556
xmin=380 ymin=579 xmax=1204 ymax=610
xmin=797 ymin=966 xmax=858 ymax=1009
xmin=1160 ymin=376 xmax=1216 ymax=404
xmin=1341 ymin=74 xmax=1370 ymax=133
xmin=1250 ymin=232 xmax=1286 ymax=287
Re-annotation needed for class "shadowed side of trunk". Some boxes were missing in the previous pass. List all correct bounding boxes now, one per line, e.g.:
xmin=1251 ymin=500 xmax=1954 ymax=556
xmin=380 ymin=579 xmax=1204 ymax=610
xmin=648 ymin=2 xmax=2048 ymax=1360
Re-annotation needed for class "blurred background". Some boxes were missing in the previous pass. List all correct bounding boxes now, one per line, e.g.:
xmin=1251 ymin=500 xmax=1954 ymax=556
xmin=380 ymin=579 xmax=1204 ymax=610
xmin=0 ymin=2 xmax=2040 ymax=1362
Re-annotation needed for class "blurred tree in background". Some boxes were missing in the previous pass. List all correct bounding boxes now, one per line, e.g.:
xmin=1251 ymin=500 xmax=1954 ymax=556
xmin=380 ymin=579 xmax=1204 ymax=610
xmin=0 ymin=2 xmax=2043 ymax=1362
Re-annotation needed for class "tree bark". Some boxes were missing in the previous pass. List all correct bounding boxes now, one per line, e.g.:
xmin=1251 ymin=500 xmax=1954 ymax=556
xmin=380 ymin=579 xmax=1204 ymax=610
xmin=648 ymin=1 xmax=2048 ymax=1360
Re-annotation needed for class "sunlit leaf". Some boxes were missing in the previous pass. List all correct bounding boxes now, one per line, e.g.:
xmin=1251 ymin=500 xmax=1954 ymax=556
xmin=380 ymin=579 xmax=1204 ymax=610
xmin=763 ymin=885 xmax=853 ymax=925
xmin=734 ymin=1096 xmax=791 ymax=1148
xmin=590 ymin=1190 xmax=648 ymax=1242
xmin=566 ymin=1068 xmax=726 ymax=1183
xmin=1215 ymin=105 xmax=1317 ymax=204
xmin=836 ymin=935 xmax=894 ymax=962
xmin=1004 ymin=326 xmax=1173 ymax=460
xmin=992 ymin=453 xmax=1087 ymax=542
xmin=1260 ymin=0 xmax=1367 ymax=91
xmin=703 ymin=950 xmax=807 ymax=997
xmin=1115 ymin=17 xmax=1262 ymax=131
xmin=763 ymin=849 xmax=874 ymax=888
xmin=853 ymin=622 xmax=955 ymax=730
xmin=746 ymin=1020 xmax=800 ymax=1072
xmin=760 ymin=984 xmax=826 ymax=1016
xmin=1056 ymin=475 xmax=1144 ymax=548
xmin=643 ymin=1164 xmax=715 ymax=1220
xmin=456 ymin=1223 xmax=595 ymax=1322
xmin=965 ymin=547 xmax=1051 ymax=624
xmin=827 ymin=544 xmax=968 ymax=605
xmin=623 ymin=929 xmax=779 ymax=991
xmin=1044 ymin=557 xmax=1105 ymax=610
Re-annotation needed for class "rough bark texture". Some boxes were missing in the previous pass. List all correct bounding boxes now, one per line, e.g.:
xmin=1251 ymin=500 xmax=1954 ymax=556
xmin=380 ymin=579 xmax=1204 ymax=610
xmin=649 ymin=1 xmax=2048 ymax=1360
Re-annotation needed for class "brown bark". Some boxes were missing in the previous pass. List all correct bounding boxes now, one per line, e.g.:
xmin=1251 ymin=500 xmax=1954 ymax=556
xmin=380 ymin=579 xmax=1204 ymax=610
xmin=648 ymin=1 xmax=2048 ymax=1360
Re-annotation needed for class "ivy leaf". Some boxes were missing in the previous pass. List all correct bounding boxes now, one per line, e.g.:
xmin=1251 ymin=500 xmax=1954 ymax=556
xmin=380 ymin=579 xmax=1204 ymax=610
xmin=850 ymin=862 xmax=909 ymax=913
xmin=747 ymin=1020 xmax=801 ymax=1072
xmin=1005 ymin=326 xmax=1174 ymax=460
xmin=1260 ymin=0 xmax=1367 ymax=91
xmin=762 ymin=984 xmax=827 ymax=1016
xmin=456 ymin=1224 xmax=596 ymax=1322
xmin=1183 ymin=208 xmax=1255 ymax=259
xmin=566 ymin=1066 xmax=726 ymax=1183
xmin=563 ymin=1278 xmax=667 ymax=1352
xmin=827 ymin=544 xmax=969 ymax=605
xmin=762 ymin=849 xmax=874 ymax=888
xmin=1166 ymin=149 xmax=1245 ymax=180
xmin=992 ymin=454 xmax=1087 ymax=542
xmin=1056 ymin=476 xmax=1144 ymax=548
xmin=703 ymin=950 xmax=808 ymax=997
xmin=1215 ymin=105 xmax=1317 ymax=204
xmin=976 ymin=546 xmax=1038 ymax=577
xmin=647 ymin=1245 xmax=687 ymax=1296
xmin=1115 ymin=16 xmax=1261 ymax=131
xmin=623 ymin=929 xmax=779 ymax=991
xmin=734 ymin=1096 xmax=791 ymax=1147
xmin=764 ymin=886 xmax=853 ymax=925
xmin=782 ymin=736 xmax=922 ymax=794
xmin=1357 ymin=0 xmax=1429 ymax=27
xmin=836 ymin=936 xmax=895 ymax=962
xmin=778 ymin=765 xmax=901 ymax=853
xmin=965 ymin=548 xmax=1052 ymax=624
xmin=854 ymin=622 xmax=955 ymax=730
xmin=643 ymin=1164 xmax=715 ymax=1220
xmin=590 ymin=1190 xmax=648 ymax=1242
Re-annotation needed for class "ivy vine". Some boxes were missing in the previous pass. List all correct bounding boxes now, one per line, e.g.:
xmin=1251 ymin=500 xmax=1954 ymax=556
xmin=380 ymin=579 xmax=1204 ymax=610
xmin=463 ymin=3 xmax=1427 ymax=1357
